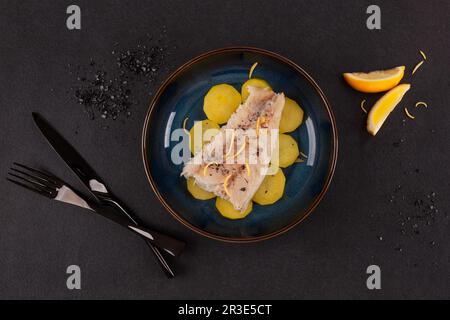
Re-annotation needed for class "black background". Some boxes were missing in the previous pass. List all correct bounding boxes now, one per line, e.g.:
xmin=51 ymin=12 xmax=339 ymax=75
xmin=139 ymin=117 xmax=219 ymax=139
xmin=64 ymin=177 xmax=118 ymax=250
xmin=0 ymin=0 xmax=449 ymax=299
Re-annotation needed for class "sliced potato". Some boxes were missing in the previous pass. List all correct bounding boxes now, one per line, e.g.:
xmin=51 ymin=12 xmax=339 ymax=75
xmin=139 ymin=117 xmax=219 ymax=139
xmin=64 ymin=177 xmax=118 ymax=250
xmin=241 ymin=78 xmax=271 ymax=102
xmin=189 ymin=119 xmax=220 ymax=155
xmin=187 ymin=178 xmax=215 ymax=200
xmin=203 ymin=84 xmax=241 ymax=124
xmin=278 ymin=134 xmax=299 ymax=168
xmin=252 ymin=169 xmax=286 ymax=205
xmin=215 ymin=197 xmax=253 ymax=220
xmin=280 ymin=97 xmax=304 ymax=133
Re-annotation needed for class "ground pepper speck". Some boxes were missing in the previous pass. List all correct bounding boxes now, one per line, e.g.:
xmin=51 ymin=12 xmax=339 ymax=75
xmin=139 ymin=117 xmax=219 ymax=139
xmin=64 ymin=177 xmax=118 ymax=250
xmin=69 ymin=31 xmax=169 ymax=121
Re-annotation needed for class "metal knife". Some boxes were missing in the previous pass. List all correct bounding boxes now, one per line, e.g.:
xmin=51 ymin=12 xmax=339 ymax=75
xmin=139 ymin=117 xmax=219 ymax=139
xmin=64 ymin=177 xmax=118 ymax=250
xmin=32 ymin=112 xmax=183 ymax=277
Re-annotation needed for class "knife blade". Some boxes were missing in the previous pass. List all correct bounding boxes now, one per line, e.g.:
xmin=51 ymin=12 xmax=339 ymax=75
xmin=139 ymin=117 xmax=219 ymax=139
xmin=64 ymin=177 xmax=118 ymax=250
xmin=32 ymin=113 xmax=109 ymax=198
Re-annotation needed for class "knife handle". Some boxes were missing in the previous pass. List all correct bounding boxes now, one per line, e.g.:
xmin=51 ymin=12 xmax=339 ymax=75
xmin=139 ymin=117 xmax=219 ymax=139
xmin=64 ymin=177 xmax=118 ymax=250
xmin=106 ymin=205 xmax=176 ymax=278
xmin=105 ymin=206 xmax=176 ymax=278
xmin=93 ymin=196 xmax=179 ymax=278
xmin=93 ymin=203 xmax=186 ymax=257
xmin=127 ymin=224 xmax=186 ymax=257
xmin=146 ymin=242 xmax=175 ymax=278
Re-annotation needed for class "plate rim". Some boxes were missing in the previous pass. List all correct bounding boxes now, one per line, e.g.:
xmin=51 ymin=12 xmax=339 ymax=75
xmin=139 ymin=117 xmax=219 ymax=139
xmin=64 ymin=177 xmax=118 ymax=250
xmin=141 ymin=46 xmax=338 ymax=243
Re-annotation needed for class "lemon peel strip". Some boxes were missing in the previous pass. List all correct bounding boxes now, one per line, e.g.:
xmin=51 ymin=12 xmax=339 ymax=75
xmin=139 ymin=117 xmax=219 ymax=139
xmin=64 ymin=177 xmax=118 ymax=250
xmin=249 ymin=62 xmax=258 ymax=79
xmin=203 ymin=161 xmax=218 ymax=176
xmin=256 ymin=117 xmax=260 ymax=136
xmin=404 ymin=107 xmax=415 ymax=119
xmin=256 ymin=116 xmax=266 ymax=136
xmin=225 ymin=131 xmax=236 ymax=157
xmin=294 ymin=158 xmax=305 ymax=163
xmin=223 ymin=174 xmax=232 ymax=197
xmin=227 ymin=141 xmax=246 ymax=159
xmin=412 ymin=60 xmax=424 ymax=75
xmin=419 ymin=50 xmax=427 ymax=60
xmin=415 ymin=101 xmax=428 ymax=108
xmin=245 ymin=163 xmax=251 ymax=176
xmin=182 ymin=117 xmax=189 ymax=134
xmin=360 ymin=99 xmax=368 ymax=114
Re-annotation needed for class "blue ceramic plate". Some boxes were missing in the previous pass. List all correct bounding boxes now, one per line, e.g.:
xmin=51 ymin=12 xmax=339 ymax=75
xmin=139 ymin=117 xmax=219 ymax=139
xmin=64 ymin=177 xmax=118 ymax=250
xmin=142 ymin=47 xmax=338 ymax=242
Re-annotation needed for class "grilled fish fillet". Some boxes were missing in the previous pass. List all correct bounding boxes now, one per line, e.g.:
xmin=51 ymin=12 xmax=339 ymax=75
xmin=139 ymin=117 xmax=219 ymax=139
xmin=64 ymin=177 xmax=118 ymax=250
xmin=182 ymin=86 xmax=285 ymax=211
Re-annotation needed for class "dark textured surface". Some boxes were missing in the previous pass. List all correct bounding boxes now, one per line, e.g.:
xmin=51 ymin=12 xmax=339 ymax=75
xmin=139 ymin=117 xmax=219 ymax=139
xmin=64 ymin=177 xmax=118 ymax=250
xmin=0 ymin=0 xmax=449 ymax=299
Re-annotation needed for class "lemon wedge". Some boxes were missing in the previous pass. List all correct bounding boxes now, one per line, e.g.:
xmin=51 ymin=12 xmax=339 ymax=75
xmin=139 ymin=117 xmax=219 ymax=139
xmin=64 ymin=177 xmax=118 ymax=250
xmin=367 ymin=84 xmax=411 ymax=135
xmin=343 ymin=66 xmax=405 ymax=93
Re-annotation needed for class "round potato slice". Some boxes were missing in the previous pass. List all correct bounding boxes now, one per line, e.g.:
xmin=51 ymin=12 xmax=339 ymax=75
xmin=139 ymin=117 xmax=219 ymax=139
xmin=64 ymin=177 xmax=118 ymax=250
xmin=252 ymin=169 xmax=286 ymax=205
xmin=241 ymin=78 xmax=271 ymax=102
xmin=278 ymin=134 xmax=299 ymax=168
xmin=189 ymin=119 xmax=220 ymax=155
xmin=203 ymin=84 xmax=241 ymax=124
xmin=280 ymin=97 xmax=304 ymax=133
xmin=187 ymin=178 xmax=215 ymax=200
xmin=215 ymin=198 xmax=253 ymax=220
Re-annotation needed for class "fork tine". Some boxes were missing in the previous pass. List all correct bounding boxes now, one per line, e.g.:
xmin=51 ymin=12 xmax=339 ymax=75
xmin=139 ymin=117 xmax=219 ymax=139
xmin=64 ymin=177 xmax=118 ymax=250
xmin=12 ymin=162 xmax=62 ymax=187
xmin=7 ymin=172 xmax=56 ymax=196
xmin=10 ymin=167 xmax=58 ymax=188
xmin=6 ymin=178 xmax=54 ymax=198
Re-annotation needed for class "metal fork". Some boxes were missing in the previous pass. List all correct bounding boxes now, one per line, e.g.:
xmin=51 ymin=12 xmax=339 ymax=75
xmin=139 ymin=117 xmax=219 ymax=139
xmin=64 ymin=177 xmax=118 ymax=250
xmin=7 ymin=162 xmax=186 ymax=258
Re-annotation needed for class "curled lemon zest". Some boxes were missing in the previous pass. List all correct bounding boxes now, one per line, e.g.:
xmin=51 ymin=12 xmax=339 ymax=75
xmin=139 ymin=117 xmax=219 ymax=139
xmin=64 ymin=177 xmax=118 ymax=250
xmin=256 ymin=116 xmax=266 ymax=136
xmin=225 ymin=131 xmax=236 ymax=157
xmin=245 ymin=162 xmax=251 ymax=176
xmin=228 ymin=140 xmax=246 ymax=159
xmin=412 ymin=60 xmax=424 ymax=75
xmin=404 ymin=107 xmax=415 ymax=119
xmin=360 ymin=99 xmax=367 ymax=114
xmin=419 ymin=50 xmax=427 ymax=60
xmin=203 ymin=161 xmax=218 ymax=176
xmin=249 ymin=62 xmax=258 ymax=79
xmin=182 ymin=117 xmax=189 ymax=134
xmin=415 ymin=101 xmax=428 ymax=108
xmin=223 ymin=174 xmax=232 ymax=197
xmin=256 ymin=117 xmax=261 ymax=136
xmin=300 ymin=151 xmax=308 ymax=158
